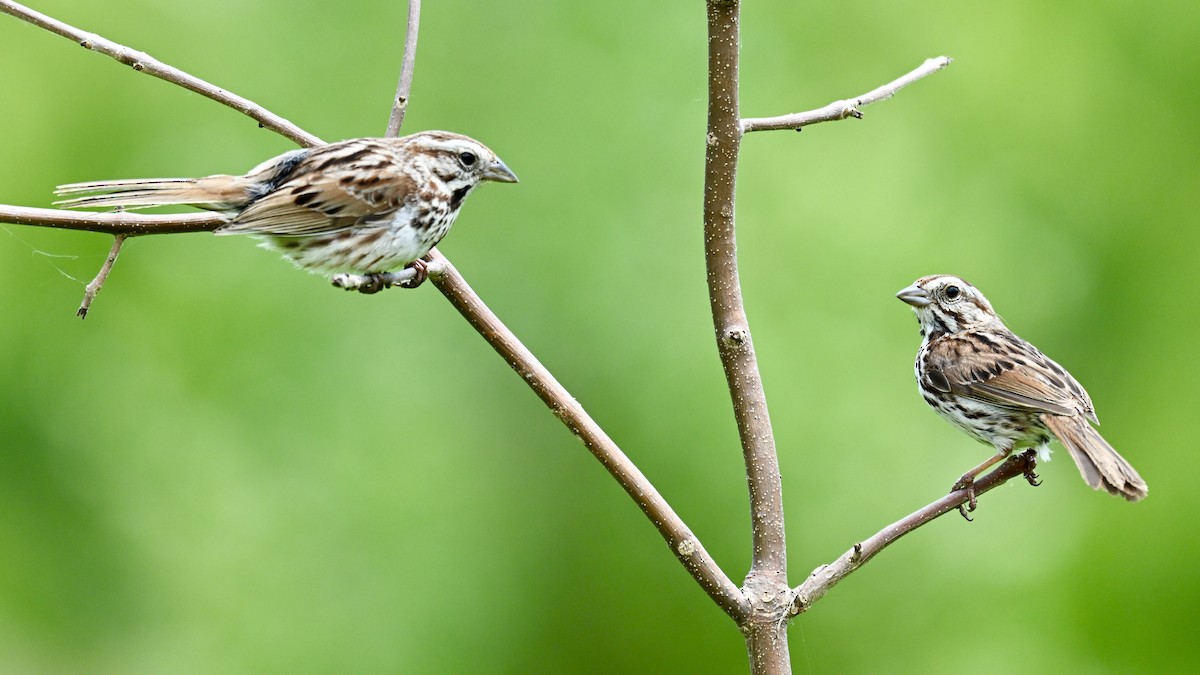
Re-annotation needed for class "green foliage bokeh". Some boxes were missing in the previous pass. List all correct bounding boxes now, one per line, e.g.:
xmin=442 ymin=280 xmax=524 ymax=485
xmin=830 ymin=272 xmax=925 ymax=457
xmin=1 ymin=1 xmax=1197 ymax=672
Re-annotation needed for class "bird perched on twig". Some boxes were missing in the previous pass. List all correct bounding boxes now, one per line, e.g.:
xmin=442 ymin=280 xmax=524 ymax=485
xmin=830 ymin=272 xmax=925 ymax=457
xmin=897 ymin=275 xmax=1147 ymax=517
xmin=55 ymin=131 xmax=518 ymax=292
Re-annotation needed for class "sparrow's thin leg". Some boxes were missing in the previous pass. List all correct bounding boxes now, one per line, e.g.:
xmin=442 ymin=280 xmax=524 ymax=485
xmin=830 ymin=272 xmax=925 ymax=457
xmin=952 ymin=450 xmax=1008 ymax=519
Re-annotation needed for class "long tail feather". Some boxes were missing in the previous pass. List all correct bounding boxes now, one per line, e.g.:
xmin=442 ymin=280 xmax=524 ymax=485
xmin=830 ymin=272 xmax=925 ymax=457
xmin=1041 ymin=413 xmax=1148 ymax=501
xmin=54 ymin=175 xmax=249 ymax=212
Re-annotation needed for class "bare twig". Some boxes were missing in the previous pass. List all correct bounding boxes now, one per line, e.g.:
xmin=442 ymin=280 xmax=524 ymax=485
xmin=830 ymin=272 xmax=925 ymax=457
xmin=0 ymin=0 xmax=322 ymax=147
xmin=740 ymin=56 xmax=952 ymax=133
xmin=791 ymin=452 xmax=1039 ymax=614
xmin=705 ymin=1 xmax=791 ymax=671
xmin=385 ymin=0 xmax=421 ymax=137
xmin=77 ymin=234 xmax=126 ymax=318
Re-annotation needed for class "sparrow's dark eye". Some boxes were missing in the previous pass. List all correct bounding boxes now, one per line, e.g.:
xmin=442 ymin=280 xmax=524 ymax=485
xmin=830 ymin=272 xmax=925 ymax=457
xmin=944 ymin=285 xmax=961 ymax=300
xmin=458 ymin=151 xmax=478 ymax=167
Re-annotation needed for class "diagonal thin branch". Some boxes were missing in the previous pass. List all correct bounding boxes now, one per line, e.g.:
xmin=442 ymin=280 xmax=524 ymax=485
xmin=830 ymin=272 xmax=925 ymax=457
xmin=740 ymin=56 xmax=952 ymax=133
xmin=427 ymin=250 xmax=748 ymax=620
xmin=791 ymin=452 xmax=1038 ymax=614
xmin=0 ymin=0 xmax=322 ymax=147
xmin=385 ymin=0 xmax=421 ymax=138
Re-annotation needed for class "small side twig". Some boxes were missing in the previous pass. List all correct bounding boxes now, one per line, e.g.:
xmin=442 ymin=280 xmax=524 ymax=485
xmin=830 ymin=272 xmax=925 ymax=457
xmin=77 ymin=234 xmax=125 ymax=318
xmin=385 ymin=0 xmax=421 ymax=138
xmin=790 ymin=452 xmax=1037 ymax=614
xmin=740 ymin=56 xmax=952 ymax=133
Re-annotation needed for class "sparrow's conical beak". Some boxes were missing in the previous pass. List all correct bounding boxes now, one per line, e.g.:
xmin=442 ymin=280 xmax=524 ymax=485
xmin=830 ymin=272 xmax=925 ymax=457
xmin=896 ymin=284 xmax=931 ymax=308
xmin=483 ymin=158 xmax=519 ymax=183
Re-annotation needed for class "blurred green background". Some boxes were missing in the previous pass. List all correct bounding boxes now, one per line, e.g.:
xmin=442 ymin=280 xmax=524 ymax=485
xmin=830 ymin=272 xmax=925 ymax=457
xmin=1 ymin=0 xmax=1197 ymax=672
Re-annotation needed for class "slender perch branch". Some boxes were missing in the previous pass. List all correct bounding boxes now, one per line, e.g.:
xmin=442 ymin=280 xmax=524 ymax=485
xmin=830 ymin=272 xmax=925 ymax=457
xmin=427 ymin=249 xmax=748 ymax=620
xmin=740 ymin=56 xmax=951 ymax=133
xmin=385 ymin=0 xmax=421 ymax=137
xmin=791 ymin=452 xmax=1038 ymax=613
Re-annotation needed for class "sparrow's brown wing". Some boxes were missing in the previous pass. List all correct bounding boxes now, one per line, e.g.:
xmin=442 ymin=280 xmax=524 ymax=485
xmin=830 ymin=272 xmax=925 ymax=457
xmin=923 ymin=330 xmax=1089 ymax=418
xmin=218 ymin=140 xmax=417 ymax=237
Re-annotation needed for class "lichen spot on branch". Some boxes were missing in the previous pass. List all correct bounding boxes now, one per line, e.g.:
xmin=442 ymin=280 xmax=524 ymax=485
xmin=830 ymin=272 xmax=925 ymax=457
xmin=677 ymin=538 xmax=697 ymax=557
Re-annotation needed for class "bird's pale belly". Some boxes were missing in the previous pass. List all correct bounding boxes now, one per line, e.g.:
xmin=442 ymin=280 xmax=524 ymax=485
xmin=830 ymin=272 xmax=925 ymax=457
xmin=264 ymin=214 xmax=454 ymax=274
xmin=922 ymin=386 xmax=1054 ymax=460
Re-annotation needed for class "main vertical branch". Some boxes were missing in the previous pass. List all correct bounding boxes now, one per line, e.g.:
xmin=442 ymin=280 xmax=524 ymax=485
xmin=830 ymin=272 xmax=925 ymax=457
xmin=704 ymin=2 xmax=791 ymax=671
xmin=704 ymin=1 xmax=786 ymax=579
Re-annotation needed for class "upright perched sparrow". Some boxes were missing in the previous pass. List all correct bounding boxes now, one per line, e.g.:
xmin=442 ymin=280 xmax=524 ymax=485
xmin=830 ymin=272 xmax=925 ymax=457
xmin=55 ymin=131 xmax=518 ymax=289
xmin=897 ymin=275 xmax=1147 ymax=513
